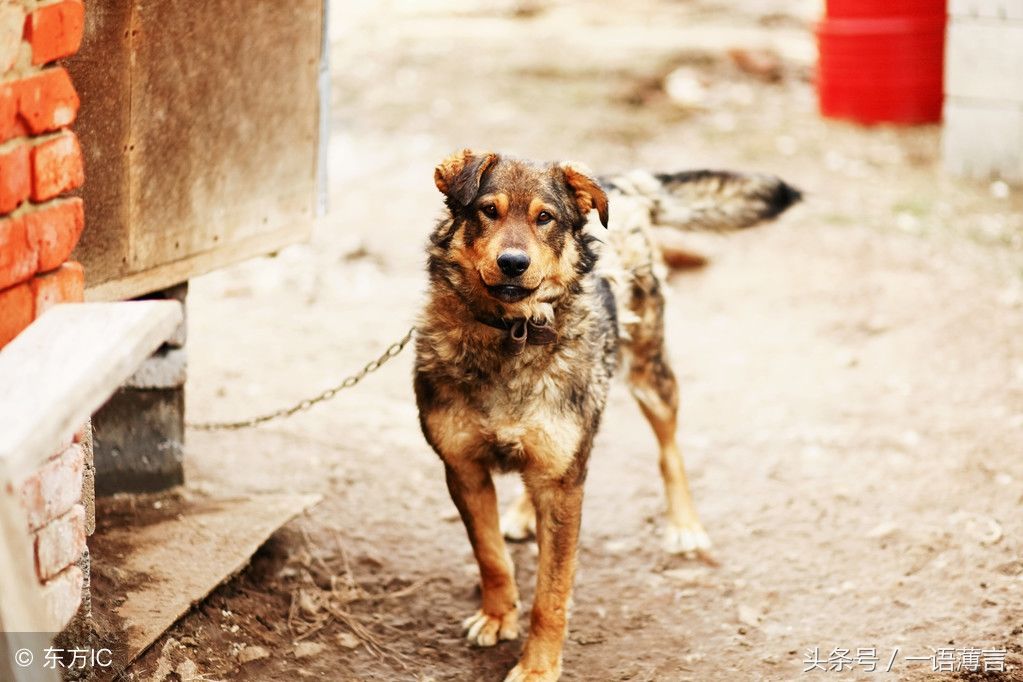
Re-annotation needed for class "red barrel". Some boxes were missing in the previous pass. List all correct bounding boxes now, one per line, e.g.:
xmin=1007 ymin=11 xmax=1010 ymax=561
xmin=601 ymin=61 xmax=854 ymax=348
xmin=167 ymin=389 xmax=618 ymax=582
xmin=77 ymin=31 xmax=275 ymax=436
xmin=817 ymin=0 xmax=946 ymax=124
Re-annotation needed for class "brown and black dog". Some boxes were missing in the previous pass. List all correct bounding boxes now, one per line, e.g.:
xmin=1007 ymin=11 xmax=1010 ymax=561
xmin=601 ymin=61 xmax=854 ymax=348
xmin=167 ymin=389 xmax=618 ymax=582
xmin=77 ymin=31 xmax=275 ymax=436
xmin=414 ymin=150 xmax=799 ymax=681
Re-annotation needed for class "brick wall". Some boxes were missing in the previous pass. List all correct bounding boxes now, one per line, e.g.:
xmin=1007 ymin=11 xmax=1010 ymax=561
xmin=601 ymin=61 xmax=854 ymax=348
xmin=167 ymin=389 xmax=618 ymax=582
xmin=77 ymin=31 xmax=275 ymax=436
xmin=0 ymin=0 xmax=85 ymax=348
xmin=14 ymin=422 xmax=93 ymax=632
xmin=1 ymin=0 xmax=89 ymax=634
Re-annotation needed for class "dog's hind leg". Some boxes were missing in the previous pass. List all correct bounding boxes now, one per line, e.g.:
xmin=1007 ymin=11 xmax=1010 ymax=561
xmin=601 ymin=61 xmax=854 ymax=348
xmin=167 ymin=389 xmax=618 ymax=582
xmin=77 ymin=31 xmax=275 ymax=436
xmin=622 ymin=272 xmax=711 ymax=556
xmin=444 ymin=461 xmax=521 ymax=646
xmin=501 ymin=487 xmax=536 ymax=541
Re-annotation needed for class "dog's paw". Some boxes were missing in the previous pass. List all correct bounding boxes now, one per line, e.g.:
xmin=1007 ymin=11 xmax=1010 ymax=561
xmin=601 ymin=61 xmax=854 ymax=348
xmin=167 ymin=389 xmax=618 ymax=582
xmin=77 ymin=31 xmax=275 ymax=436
xmin=503 ymin=661 xmax=561 ymax=682
xmin=462 ymin=609 xmax=519 ymax=647
xmin=662 ymin=522 xmax=712 ymax=555
xmin=500 ymin=504 xmax=536 ymax=542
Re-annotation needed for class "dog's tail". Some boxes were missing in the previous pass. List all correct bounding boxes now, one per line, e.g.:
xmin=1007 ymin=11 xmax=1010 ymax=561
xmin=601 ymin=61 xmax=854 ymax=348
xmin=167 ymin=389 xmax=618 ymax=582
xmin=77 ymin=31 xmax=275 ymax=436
xmin=605 ymin=169 xmax=802 ymax=233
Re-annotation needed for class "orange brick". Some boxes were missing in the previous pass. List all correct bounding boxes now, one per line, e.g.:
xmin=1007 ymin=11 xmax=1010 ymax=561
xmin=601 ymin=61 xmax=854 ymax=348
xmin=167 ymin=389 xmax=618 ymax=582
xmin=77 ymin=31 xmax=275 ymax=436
xmin=0 ymin=143 xmax=30 ymax=212
xmin=0 ymin=281 xmax=33 ymax=347
xmin=0 ymin=215 xmax=38 ymax=289
xmin=0 ymin=80 xmax=21 ymax=143
xmin=17 ymin=67 xmax=80 ymax=135
xmin=24 ymin=198 xmax=84 ymax=272
xmin=29 ymin=260 xmax=83 ymax=317
xmin=25 ymin=0 xmax=84 ymax=65
xmin=30 ymin=131 xmax=83 ymax=201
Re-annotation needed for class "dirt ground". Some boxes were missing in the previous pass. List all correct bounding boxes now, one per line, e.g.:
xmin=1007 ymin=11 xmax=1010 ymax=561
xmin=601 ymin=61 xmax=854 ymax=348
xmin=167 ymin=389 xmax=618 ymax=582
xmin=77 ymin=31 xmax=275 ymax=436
xmin=124 ymin=1 xmax=1023 ymax=680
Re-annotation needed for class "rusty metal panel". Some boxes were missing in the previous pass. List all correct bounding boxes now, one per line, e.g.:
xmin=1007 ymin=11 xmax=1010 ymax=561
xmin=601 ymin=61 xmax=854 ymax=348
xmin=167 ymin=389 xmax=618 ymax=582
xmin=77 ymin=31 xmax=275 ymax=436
xmin=67 ymin=1 xmax=132 ymax=287
xmin=68 ymin=1 xmax=322 ymax=300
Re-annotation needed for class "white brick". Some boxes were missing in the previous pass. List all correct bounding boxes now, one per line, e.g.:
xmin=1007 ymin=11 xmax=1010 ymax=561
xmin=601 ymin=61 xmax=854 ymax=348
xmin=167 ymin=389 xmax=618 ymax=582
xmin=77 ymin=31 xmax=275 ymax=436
xmin=946 ymin=20 xmax=1023 ymax=101
xmin=949 ymin=0 xmax=1023 ymax=20
xmin=18 ymin=444 xmax=85 ymax=531
xmin=34 ymin=504 xmax=87 ymax=581
xmin=40 ymin=565 xmax=83 ymax=632
xmin=0 ymin=3 xmax=24 ymax=75
xmin=942 ymin=98 xmax=1023 ymax=182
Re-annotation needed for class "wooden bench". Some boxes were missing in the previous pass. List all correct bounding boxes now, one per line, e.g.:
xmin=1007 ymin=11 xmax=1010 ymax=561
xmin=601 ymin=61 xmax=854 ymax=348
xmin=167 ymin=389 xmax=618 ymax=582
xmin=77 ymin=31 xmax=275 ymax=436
xmin=0 ymin=301 xmax=181 ymax=682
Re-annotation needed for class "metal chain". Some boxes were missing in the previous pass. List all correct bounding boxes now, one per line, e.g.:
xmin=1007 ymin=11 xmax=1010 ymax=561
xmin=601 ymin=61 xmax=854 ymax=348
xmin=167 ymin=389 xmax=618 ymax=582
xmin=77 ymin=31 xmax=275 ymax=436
xmin=187 ymin=326 xmax=416 ymax=431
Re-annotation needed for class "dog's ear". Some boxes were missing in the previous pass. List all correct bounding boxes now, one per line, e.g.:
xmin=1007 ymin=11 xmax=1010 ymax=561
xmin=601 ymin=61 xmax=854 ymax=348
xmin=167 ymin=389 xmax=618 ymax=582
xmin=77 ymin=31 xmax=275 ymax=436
xmin=560 ymin=162 xmax=609 ymax=228
xmin=435 ymin=149 xmax=499 ymax=207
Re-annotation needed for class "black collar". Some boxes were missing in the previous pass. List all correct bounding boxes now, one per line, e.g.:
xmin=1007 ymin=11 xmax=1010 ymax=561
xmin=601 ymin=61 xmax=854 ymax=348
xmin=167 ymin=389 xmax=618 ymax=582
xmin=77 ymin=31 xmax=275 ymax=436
xmin=474 ymin=314 xmax=559 ymax=355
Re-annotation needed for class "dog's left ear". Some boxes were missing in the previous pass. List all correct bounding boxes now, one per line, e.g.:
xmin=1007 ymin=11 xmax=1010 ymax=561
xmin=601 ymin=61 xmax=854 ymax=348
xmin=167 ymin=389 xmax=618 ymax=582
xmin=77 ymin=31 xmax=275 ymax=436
xmin=560 ymin=162 xmax=609 ymax=228
xmin=435 ymin=149 xmax=499 ymax=207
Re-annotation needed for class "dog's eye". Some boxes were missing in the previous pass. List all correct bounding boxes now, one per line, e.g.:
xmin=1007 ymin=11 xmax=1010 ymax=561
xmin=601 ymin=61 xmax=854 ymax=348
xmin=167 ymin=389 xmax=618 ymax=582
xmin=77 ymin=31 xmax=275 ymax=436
xmin=481 ymin=204 xmax=499 ymax=219
xmin=536 ymin=211 xmax=553 ymax=226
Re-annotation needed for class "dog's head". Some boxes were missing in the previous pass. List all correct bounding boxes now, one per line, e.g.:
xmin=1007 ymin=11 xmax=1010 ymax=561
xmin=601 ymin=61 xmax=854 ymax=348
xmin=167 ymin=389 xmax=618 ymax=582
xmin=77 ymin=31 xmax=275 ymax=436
xmin=430 ymin=149 xmax=608 ymax=320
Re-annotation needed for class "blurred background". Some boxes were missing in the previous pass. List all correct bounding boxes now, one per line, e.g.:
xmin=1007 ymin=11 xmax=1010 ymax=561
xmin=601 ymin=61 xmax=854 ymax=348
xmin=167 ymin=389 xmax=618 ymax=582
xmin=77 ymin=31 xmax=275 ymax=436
xmin=149 ymin=1 xmax=1023 ymax=679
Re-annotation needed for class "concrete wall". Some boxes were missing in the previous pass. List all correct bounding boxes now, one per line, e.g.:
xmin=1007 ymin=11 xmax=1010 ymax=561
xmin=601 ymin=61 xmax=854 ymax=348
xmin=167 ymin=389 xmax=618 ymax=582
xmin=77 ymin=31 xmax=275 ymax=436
xmin=944 ymin=1 xmax=1023 ymax=183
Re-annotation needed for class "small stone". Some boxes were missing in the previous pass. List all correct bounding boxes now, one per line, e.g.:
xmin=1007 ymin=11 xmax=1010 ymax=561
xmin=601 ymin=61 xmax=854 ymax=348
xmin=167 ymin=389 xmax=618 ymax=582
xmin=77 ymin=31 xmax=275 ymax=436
xmin=866 ymin=521 xmax=899 ymax=540
xmin=990 ymin=180 xmax=1010 ymax=199
xmin=337 ymin=632 xmax=361 ymax=649
xmin=737 ymin=604 xmax=761 ymax=628
xmin=175 ymin=659 xmax=199 ymax=679
xmin=603 ymin=539 xmax=632 ymax=554
xmin=900 ymin=430 xmax=921 ymax=448
xmin=293 ymin=641 xmax=325 ymax=660
xmin=237 ymin=645 xmax=269 ymax=664
xmin=664 ymin=67 xmax=708 ymax=108
xmin=727 ymin=47 xmax=783 ymax=82
xmin=297 ymin=590 xmax=321 ymax=617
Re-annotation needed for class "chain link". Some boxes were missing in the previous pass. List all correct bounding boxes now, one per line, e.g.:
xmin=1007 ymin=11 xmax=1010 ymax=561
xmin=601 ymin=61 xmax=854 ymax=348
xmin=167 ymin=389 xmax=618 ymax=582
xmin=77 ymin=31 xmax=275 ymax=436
xmin=187 ymin=326 xmax=416 ymax=431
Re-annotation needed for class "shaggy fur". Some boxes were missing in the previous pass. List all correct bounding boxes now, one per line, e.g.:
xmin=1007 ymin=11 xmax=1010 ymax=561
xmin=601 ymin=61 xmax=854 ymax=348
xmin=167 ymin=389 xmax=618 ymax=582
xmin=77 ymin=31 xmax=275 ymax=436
xmin=414 ymin=150 xmax=799 ymax=682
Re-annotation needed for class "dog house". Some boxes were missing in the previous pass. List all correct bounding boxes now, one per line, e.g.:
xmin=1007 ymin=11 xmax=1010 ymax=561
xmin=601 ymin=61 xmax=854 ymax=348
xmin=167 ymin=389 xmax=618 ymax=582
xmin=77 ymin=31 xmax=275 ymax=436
xmin=71 ymin=2 xmax=324 ymax=301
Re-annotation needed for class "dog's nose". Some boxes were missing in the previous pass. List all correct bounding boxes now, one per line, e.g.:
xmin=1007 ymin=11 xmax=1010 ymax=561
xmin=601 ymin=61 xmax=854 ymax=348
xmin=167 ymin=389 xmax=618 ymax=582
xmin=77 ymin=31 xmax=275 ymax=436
xmin=497 ymin=250 xmax=530 ymax=277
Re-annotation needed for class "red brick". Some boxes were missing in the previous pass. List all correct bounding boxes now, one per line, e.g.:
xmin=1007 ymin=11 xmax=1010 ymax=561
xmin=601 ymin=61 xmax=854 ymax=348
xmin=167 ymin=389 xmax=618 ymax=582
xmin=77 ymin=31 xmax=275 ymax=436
xmin=17 ymin=67 xmax=80 ymax=135
xmin=0 ymin=81 xmax=22 ymax=143
xmin=30 ymin=131 xmax=83 ymax=201
xmin=34 ymin=504 xmax=86 ymax=580
xmin=0 ymin=215 xmax=38 ymax=289
xmin=0 ymin=281 xmax=33 ymax=347
xmin=24 ymin=197 xmax=84 ymax=271
xmin=0 ymin=143 xmax=30 ymax=212
xmin=25 ymin=0 xmax=84 ymax=65
xmin=40 ymin=564 xmax=82 ymax=630
xmin=18 ymin=442 xmax=85 ymax=531
xmin=29 ymin=259 xmax=83 ymax=316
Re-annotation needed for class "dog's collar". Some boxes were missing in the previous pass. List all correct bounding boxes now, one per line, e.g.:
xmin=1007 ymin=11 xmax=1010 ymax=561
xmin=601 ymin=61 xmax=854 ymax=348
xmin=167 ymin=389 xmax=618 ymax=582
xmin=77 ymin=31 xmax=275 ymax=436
xmin=474 ymin=314 xmax=558 ymax=355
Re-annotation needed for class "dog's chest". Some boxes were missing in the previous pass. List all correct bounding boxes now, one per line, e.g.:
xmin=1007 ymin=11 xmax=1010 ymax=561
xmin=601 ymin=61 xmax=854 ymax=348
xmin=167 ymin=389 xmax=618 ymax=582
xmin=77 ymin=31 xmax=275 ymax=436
xmin=472 ymin=357 xmax=586 ymax=471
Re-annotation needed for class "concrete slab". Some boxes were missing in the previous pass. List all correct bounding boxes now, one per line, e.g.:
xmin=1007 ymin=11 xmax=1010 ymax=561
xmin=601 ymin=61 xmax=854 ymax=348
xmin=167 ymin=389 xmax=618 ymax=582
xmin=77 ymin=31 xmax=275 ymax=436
xmin=87 ymin=490 xmax=320 ymax=673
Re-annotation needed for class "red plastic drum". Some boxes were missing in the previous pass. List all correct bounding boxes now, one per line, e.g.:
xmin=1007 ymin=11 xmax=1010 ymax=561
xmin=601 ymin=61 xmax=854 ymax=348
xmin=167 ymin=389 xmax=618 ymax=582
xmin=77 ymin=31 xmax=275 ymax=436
xmin=817 ymin=1 xmax=946 ymax=124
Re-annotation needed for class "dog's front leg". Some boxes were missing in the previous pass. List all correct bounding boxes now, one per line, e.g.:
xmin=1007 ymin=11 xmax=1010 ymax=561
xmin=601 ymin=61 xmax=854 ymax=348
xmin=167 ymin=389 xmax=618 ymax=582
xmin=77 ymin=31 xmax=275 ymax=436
xmin=505 ymin=476 xmax=584 ymax=682
xmin=444 ymin=460 xmax=520 ymax=646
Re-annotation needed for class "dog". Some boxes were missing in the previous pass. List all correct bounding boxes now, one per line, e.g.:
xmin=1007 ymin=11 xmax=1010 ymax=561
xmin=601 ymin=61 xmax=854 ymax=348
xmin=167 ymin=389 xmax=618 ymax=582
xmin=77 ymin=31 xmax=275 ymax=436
xmin=413 ymin=150 xmax=800 ymax=681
